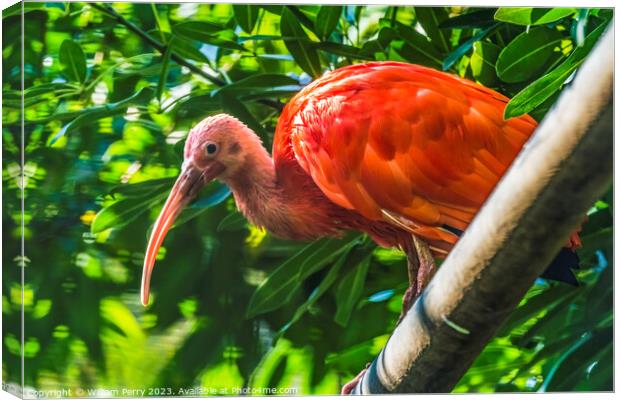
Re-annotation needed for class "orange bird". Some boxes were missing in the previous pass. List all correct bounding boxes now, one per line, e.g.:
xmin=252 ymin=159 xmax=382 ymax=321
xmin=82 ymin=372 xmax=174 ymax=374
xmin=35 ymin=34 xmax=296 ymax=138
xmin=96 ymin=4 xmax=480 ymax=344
xmin=140 ymin=61 xmax=579 ymax=312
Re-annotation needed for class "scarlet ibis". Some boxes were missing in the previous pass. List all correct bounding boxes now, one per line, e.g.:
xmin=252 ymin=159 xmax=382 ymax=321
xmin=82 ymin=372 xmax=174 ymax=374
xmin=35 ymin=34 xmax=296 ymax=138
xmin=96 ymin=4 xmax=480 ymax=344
xmin=140 ymin=61 xmax=580 ymax=313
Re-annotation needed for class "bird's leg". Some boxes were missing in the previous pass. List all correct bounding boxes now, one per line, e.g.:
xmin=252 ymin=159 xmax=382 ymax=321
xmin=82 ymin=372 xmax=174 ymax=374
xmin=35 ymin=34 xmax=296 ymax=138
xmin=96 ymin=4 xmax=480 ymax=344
xmin=412 ymin=234 xmax=437 ymax=295
xmin=401 ymin=244 xmax=419 ymax=316
xmin=400 ymin=235 xmax=437 ymax=323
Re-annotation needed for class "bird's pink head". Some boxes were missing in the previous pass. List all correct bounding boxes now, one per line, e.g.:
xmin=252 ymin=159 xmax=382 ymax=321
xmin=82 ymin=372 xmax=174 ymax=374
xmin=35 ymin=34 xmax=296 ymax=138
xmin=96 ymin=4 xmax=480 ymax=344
xmin=141 ymin=113 xmax=258 ymax=306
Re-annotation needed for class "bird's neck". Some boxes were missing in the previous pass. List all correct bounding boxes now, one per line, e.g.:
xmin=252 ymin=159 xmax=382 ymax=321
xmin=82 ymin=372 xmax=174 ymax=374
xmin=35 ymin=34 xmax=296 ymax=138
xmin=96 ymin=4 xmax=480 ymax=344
xmin=222 ymin=147 xmax=291 ymax=237
xmin=222 ymin=142 xmax=342 ymax=240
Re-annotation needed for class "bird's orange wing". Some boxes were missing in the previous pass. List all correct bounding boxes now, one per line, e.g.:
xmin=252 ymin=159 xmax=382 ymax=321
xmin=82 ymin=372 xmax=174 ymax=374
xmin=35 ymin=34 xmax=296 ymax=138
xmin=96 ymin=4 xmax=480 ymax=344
xmin=273 ymin=62 xmax=537 ymax=254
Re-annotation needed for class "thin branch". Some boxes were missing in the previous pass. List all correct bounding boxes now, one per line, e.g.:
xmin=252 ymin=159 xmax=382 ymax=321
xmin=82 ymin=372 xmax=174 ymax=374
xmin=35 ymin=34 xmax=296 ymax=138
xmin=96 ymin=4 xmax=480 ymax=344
xmin=353 ymin=23 xmax=614 ymax=394
xmin=91 ymin=3 xmax=283 ymax=111
xmin=91 ymin=3 xmax=225 ymax=85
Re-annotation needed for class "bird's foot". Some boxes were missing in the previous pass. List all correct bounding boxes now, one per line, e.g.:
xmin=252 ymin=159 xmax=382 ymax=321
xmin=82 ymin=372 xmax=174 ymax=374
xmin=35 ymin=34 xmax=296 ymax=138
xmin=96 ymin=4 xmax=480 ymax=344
xmin=340 ymin=365 xmax=369 ymax=395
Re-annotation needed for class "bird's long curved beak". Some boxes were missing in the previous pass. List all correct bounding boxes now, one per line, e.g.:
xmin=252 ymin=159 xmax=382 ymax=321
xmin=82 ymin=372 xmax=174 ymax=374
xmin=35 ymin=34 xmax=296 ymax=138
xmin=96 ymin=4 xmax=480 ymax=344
xmin=141 ymin=162 xmax=223 ymax=306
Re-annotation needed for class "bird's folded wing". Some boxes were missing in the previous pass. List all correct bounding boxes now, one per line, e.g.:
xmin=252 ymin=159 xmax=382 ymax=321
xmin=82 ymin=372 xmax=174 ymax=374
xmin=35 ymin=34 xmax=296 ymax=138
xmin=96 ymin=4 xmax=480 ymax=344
xmin=276 ymin=63 xmax=537 ymax=250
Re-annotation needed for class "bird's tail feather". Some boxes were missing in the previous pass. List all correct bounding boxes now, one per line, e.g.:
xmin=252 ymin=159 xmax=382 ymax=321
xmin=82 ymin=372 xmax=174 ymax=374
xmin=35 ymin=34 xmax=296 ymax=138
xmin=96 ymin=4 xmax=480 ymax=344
xmin=541 ymin=246 xmax=580 ymax=285
xmin=540 ymin=227 xmax=583 ymax=285
xmin=541 ymin=228 xmax=583 ymax=286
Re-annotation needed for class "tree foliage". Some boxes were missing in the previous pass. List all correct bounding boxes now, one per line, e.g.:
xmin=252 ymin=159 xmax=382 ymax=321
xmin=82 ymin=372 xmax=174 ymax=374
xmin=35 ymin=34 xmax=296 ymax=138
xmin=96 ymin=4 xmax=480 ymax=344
xmin=2 ymin=3 xmax=612 ymax=394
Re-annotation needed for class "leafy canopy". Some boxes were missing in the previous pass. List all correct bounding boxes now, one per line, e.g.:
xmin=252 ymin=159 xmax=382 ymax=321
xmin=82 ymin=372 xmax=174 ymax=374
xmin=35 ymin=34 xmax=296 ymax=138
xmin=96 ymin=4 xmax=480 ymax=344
xmin=2 ymin=3 xmax=612 ymax=394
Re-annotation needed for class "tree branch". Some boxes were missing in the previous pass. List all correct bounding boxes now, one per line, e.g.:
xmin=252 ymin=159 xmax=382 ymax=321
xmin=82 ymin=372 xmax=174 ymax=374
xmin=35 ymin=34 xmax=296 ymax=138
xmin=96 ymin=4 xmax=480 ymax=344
xmin=91 ymin=3 xmax=225 ymax=86
xmin=91 ymin=3 xmax=283 ymax=111
xmin=353 ymin=23 xmax=614 ymax=394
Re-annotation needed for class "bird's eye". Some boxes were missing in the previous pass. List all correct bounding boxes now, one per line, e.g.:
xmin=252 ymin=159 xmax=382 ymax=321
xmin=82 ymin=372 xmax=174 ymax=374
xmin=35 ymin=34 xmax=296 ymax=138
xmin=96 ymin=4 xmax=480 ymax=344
xmin=205 ymin=143 xmax=218 ymax=155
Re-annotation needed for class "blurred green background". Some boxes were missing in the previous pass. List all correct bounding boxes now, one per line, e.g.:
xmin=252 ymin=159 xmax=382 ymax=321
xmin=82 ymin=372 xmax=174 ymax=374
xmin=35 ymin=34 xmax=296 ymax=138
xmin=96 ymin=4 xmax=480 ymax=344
xmin=2 ymin=2 xmax=613 ymax=396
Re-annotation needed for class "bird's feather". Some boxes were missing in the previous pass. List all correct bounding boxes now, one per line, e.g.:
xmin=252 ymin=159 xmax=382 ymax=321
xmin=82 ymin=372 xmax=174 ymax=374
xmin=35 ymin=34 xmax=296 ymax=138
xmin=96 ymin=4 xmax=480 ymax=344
xmin=273 ymin=62 xmax=537 ymax=253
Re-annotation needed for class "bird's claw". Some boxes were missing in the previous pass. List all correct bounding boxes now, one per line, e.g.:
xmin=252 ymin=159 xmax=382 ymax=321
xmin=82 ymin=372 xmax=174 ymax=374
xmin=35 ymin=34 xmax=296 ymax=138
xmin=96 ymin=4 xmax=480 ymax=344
xmin=340 ymin=364 xmax=370 ymax=395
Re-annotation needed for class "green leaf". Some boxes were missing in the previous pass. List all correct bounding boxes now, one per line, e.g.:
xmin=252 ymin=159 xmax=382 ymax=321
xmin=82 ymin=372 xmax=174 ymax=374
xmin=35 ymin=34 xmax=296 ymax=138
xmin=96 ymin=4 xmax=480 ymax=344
xmin=261 ymin=5 xmax=283 ymax=16
xmin=439 ymin=8 xmax=497 ymax=29
xmin=239 ymin=89 xmax=299 ymax=102
xmin=391 ymin=23 xmax=443 ymax=68
xmin=505 ymin=69 xmax=573 ymax=119
xmin=24 ymin=83 xmax=79 ymax=99
xmin=496 ymin=285 xmax=577 ymax=337
xmin=579 ymin=227 xmax=612 ymax=261
xmin=496 ymin=27 xmax=563 ymax=83
xmin=540 ymin=327 xmax=612 ymax=391
xmin=378 ymin=26 xmax=399 ymax=45
xmin=171 ymin=22 xmax=247 ymax=52
xmin=246 ymin=235 xmax=361 ymax=318
xmin=359 ymin=40 xmax=385 ymax=58
xmin=314 ymin=6 xmax=342 ymax=40
xmin=3 ymin=2 xmax=44 ymax=18
xmin=494 ymin=8 xmax=576 ymax=26
xmin=217 ymin=212 xmax=247 ymax=232
xmin=238 ymin=34 xmax=283 ymax=42
xmin=470 ymin=41 xmax=500 ymax=86
xmin=168 ymin=35 xmax=211 ymax=63
xmin=277 ymin=248 xmax=350 ymax=337
xmin=571 ymin=9 xmax=590 ymax=47
xmin=255 ymin=53 xmax=295 ymax=61
xmin=172 ymin=185 xmax=231 ymax=228
xmin=571 ymin=343 xmax=612 ymax=391
xmin=200 ymin=34 xmax=249 ymax=52
xmin=171 ymin=21 xmax=226 ymax=38
xmin=92 ymin=194 xmax=163 ymax=234
xmin=334 ymin=255 xmax=372 ymax=326
xmin=214 ymin=73 xmax=299 ymax=95
xmin=191 ymin=185 xmax=232 ymax=210
xmin=358 ymin=26 xmax=398 ymax=57
xmin=442 ymin=24 xmax=499 ymax=71
xmin=171 ymin=92 xmax=221 ymax=115
xmin=504 ymin=21 xmax=609 ymax=119
xmin=280 ymin=7 xmax=322 ymax=78
xmin=528 ymin=91 xmax=560 ymax=122
xmin=414 ymin=7 xmax=450 ymax=53
xmin=285 ymin=6 xmax=317 ymax=32
xmin=514 ymin=332 xmax=583 ymax=379
xmin=314 ymin=42 xmax=370 ymax=59
xmin=516 ymin=290 xmax=581 ymax=347
xmin=59 ymin=39 xmax=87 ymax=83
xmin=109 ymin=178 xmax=174 ymax=198
xmin=233 ymin=5 xmax=261 ymax=33
xmin=4 ymin=83 xmax=80 ymax=108
xmin=157 ymin=40 xmax=173 ymax=103
xmin=50 ymin=87 xmax=154 ymax=145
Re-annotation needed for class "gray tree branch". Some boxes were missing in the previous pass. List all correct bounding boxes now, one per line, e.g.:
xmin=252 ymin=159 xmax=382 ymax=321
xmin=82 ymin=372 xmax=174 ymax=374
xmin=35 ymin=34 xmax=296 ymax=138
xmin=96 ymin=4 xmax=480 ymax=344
xmin=353 ymin=23 xmax=614 ymax=394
